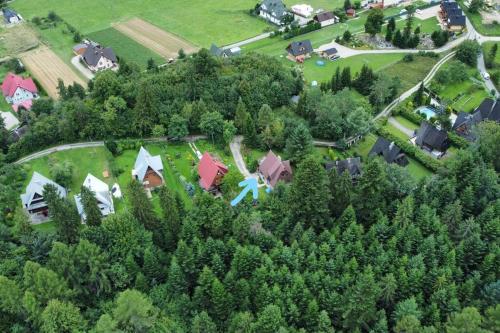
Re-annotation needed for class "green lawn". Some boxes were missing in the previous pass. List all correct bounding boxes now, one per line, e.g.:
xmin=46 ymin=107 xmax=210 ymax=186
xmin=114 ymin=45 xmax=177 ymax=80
xmin=407 ymin=156 xmax=432 ymax=179
xmin=384 ymin=123 xmax=411 ymax=140
xmin=432 ymin=62 xmax=491 ymax=113
xmin=35 ymin=23 xmax=82 ymax=69
xmin=88 ymin=28 xmax=165 ymax=68
xmin=283 ymin=0 xmax=343 ymax=11
xmin=33 ymin=220 xmax=57 ymax=233
xmin=394 ymin=115 xmax=420 ymax=130
xmin=12 ymin=0 xmax=271 ymax=47
xmin=383 ymin=55 xmax=440 ymax=91
xmin=394 ymin=16 xmax=440 ymax=35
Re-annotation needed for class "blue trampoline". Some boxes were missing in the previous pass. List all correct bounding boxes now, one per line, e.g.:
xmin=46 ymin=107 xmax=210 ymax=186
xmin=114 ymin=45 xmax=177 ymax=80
xmin=316 ymin=60 xmax=325 ymax=66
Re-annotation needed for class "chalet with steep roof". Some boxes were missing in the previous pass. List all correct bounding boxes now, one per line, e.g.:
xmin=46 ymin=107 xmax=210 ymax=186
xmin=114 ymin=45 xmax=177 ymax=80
xmin=259 ymin=150 xmax=292 ymax=187
xmin=20 ymin=172 xmax=67 ymax=223
xmin=82 ymin=44 xmax=118 ymax=72
xmin=440 ymin=0 xmax=466 ymax=31
xmin=132 ymin=147 xmax=164 ymax=189
xmin=453 ymin=98 xmax=500 ymax=140
xmin=325 ymin=157 xmax=362 ymax=179
xmin=414 ymin=121 xmax=450 ymax=157
xmin=74 ymin=174 xmax=115 ymax=221
xmin=198 ymin=152 xmax=228 ymax=192
xmin=369 ymin=137 xmax=409 ymax=166
xmin=259 ymin=0 xmax=289 ymax=25
xmin=2 ymin=8 xmax=22 ymax=24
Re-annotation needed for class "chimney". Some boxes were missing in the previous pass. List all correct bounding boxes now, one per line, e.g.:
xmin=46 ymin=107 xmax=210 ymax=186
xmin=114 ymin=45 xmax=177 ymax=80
xmin=389 ymin=142 xmax=395 ymax=150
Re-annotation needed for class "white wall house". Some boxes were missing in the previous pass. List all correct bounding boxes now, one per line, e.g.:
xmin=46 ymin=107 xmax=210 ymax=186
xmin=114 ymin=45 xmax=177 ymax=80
xmin=259 ymin=0 xmax=288 ymax=25
xmin=1 ymin=73 xmax=38 ymax=106
xmin=82 ymin=45 xmax=118 ymax=73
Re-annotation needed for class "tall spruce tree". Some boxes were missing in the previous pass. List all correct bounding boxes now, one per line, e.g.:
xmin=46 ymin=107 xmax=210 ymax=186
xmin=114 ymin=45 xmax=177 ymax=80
xmin=79 ymin=186 xmax=102 ymax=227
xmin=158 ymin=185 xmax=181 ymax=251
xmin=285 ymin=123 xmax=313 ymax=163
xmin=43 ymin=184 xmax=81 ymax=244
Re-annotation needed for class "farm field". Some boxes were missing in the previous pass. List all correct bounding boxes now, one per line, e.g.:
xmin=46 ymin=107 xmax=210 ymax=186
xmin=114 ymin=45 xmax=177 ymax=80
xmin=12 ymin=0 xmax=270 ymax=47
xmin=87 ymin=28 xmax=164 ymax=68
xmin=113 ymin=18 xmax=198 ymax=59
xmin=20 ymin=46 xmax=86 ymax=99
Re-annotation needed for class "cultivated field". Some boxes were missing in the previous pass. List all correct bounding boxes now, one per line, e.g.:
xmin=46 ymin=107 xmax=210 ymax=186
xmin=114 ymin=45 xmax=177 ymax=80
xmin=20 ymin=46 xmax=86 ymax=99
xmin=114 ymin=18 xmax=198 ymax=59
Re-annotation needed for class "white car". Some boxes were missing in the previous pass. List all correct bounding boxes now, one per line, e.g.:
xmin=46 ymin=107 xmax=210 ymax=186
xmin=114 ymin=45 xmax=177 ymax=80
xmin=482 ymin=72 xmax=490 ymax=80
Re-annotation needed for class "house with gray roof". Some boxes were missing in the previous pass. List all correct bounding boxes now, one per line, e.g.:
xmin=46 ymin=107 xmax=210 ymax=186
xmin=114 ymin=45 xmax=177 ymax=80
xmin=453 ymin=98 xmax=500 ymax=140
xmin=74 ymin=174 xmax=114 ymax=221
xmin=210 ymin=44 xmax=241 ymax=58
xmin=313 ymin=11 xmax=338 ymax=27
xmin=20 ymin=172 xmax=67 ymax=223
xmin=259 ymin=0 xmax=289 ymax=25
xmin=132 ymin=147 xmax=164 ymax=189
xmin=369 ymin=137 xmax=409 ymax=166
xmin=325 ymin=157 xmax=362 ymax=179
xmin=286 ymin=40 xmax=313 ymax=62
xmin=82 ymin=44 xmax=118 ymax=72
xmin=2 ymin=8 xmax=22 ymax=24
xmin=413 ymin=121 xmax=450 ymax=157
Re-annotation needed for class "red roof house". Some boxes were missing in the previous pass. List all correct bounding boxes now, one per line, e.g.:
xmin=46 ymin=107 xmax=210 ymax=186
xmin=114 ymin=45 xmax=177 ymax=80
xmin=259 ymin=150 xmax=292 ymax=187
xmin=346 ymin=8 xmax=356 ymax=17
xmin=198 ymin=152 xmax=228 ymax=191
xmin=1 ymin=72 xmax=38 ymax=107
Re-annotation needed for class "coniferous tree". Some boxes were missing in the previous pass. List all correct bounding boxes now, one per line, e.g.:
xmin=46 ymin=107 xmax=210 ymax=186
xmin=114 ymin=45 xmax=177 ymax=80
xmin=242 ymin=113 xmax=258 ymax=148
xmin=413 ymin=81 xmax=425 ymax=106
xmin=158 ymin=186 xmax=181 ymax=251
xmin=290 ymin=156 xmax=331 ymax=231
xmin=126 ymin=181 xmax=160 ymax=238
xmin=329 ymin=168 xmax=353 ymax=218
xmin=285 ymin=123 xmax=313 ymax=163
xmin=44 ymin=184 xmax=81 ymax=244
xmin=79 ymin=186 xmax=102 ymax=227
xmin=340 ymin=67 xmax=352 ymax=88
xmin=234 ymin=98 xmax=248 ymax=133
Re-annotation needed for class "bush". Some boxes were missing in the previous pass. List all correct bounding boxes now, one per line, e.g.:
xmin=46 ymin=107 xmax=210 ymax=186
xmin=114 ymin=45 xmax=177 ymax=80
xmin=399 ymin=107 xmax=424 ymax=125
xmin=283 ymin=21 xmax=321 ymax=39
xmin=246 ymin=155 xmax=259 ymax=173
xmin=403 ymin=54 xmax=414 ymax=62
xmin=47 ymin=11 xmax=60 ymax=22
xmin=447 ymin=131 xmax=469 ymax=149
xmin=5 ymin=58 xmax=25 ymax=74
xmin=105 ymin=140 xmax=122 ymax=156
xmin=32 ymin=17 xmax=42 ymax=25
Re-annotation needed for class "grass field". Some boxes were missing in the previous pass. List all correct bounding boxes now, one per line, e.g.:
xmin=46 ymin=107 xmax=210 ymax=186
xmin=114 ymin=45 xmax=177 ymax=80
xmin=394 ymin=115 xmax=420 ymax=130
xmin=88 ymin=28 xmax=164 ymax=68
xmin=382 ymin=55 xmax=440 ymax=91
xmin=12 ymin=0 xmax=270 ymax=47
xmin=384 ymin=123 xmax=411 ymax=140
xmin=432 ymin=62 xmax=491 ymax=113
xmin=394 ymin=16 xmax=440 ymax=35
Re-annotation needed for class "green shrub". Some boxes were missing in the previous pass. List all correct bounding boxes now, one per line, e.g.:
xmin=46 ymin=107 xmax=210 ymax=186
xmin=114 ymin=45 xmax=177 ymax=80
xmin=447 ymin=131 xmax=469 ymax=149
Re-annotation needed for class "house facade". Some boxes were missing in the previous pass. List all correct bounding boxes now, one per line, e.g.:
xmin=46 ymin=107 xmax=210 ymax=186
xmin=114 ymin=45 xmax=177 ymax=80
xmin=259 ymin=150 xmax=292 ymax=187
xmin=369 ymin=137 xmax=409 ymax=166
xmin=286 ymin=40 xmax=313 ymax=62
xmin=1 ymin=73 xmax=38 ymax=107
xmin=132 ymin=147 xmax=164 ymax=189
xmin=74 ymin=174 xmax=115 ymax=221
xmin=440 ymin=0 xmax=466 ymax=31
xmin=198 ymin=152 xmax=228 ymax=192
xmin=259 ymin=0 xmax=288 ymax=25
xmin=210 ymin=44 xmax=242 ymax=58
xmin=313 ymin=11 xmax=338 ymax=27
xmin=20 ymin=172 xmax=67 ymax=223
xmin=82 ymin=45 xmax=118 ymax=72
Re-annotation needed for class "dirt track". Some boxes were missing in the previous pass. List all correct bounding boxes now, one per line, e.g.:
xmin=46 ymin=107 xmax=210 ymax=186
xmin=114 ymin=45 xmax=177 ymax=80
xmin=20 ymin=47 xmax=86 ymax=99
xmin=114 ymin=18 xmax=198 ymax=59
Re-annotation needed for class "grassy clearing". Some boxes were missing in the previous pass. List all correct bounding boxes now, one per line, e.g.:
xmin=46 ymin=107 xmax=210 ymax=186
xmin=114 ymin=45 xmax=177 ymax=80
xmin=383 ymin=55 xmax=440 ymax=91
xmin=35 ymin=23 xmax=78 ymax=67
xmin=394 ymin=16 xmax=440 ymax=35
xmin=432 ymin=62 xmax=491 ymax=113
xmin=407 ymin=156 xmax=433 ymax=179
xmin=384 ymin=123 xmax=412 ymax=140
xmin=33 ymin=220 xmax=57 ymax=233
xmin=394 ymin=115 xmax=420 ymax=130
xmin=12 ymin=0 xmax=270 ymax=47
xmin=88 ymin=28 xmax=164 ymax=68
xmin=283 ymin=0 xmax=343 ymax=11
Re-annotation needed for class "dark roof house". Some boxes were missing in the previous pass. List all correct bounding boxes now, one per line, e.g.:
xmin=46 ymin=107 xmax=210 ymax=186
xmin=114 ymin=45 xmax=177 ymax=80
xmin=82 ymin=45 xmax=117 ymax=67
xmin=414 ymin=121 xmax=449 ymax=153
xmin=453 ymin=98 xmax=500 ymax=140
xmin=210 ymin=44 xmax=241 ymax=58
xmin=369 ymin=137 xmax=409 ymax=166
xmin=286 ymin=40 xmax=313 ymax=57
xmin=2 ymin=8 xmax=22 ymax=23
xmin=259 ymin=0 xmax=288 ymax=24
xmin=325 ymin=157 xmax=362 ymax=178
xmin=259 ymin=150 xmax=292 ymax=187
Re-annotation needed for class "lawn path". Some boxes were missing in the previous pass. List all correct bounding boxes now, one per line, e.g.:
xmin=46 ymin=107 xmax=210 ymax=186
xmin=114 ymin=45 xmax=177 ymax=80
xmin=388 ymin=117 xmax=414 ymax=137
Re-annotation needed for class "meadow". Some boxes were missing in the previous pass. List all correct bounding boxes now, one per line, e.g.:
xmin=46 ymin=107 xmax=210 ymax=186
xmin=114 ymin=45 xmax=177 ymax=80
xmin=12 ymin=0 xmax=270 ymax=47
xmin=87 ymin=28 xmax=164 ymax=68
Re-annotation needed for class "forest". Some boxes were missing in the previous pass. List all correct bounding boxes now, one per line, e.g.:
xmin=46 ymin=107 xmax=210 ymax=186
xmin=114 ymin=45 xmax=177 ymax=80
xmin=0 ymin=50 xmax=499 ymax=332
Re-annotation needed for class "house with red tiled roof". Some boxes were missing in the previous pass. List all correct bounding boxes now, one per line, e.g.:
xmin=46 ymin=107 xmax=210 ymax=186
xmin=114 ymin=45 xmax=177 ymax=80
xmin=198 ymin=152 xmax=228 ymax=192
xmin=1 ymin=72 xmax=38 ymax=109
xmin=259 ymin=150 xmax=292 ymax=187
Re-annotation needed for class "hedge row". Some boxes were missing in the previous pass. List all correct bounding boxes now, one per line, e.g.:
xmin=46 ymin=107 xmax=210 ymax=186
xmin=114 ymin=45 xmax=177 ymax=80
xmin=392 ymin=106 xmax=425 ymax=125
xmin=376 ymin=126 xmax=442 ymax=172
xmin=447 ymin=131 xmax=469 ymax=149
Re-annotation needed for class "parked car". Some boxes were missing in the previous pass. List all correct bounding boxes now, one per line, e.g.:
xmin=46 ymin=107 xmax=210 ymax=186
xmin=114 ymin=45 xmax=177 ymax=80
xmin=482 ymin=72 xmax=490 ymax=80
xmin=331 ymin=55 xmax=340 ymax=61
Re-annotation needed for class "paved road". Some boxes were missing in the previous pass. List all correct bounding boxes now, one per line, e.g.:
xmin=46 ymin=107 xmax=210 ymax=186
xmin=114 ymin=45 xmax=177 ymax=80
xmin=71 ymin=56 xmax=94 ymax=80
xmin=477 ymin=52 xmax=498 ymax=97
xmin=223 ymin=32 xmax=273 ymax=50
xmin=14 ymin=135 xmax=207 ymax=164
xmin=389 ymin=117 xmax=414 ymax=137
